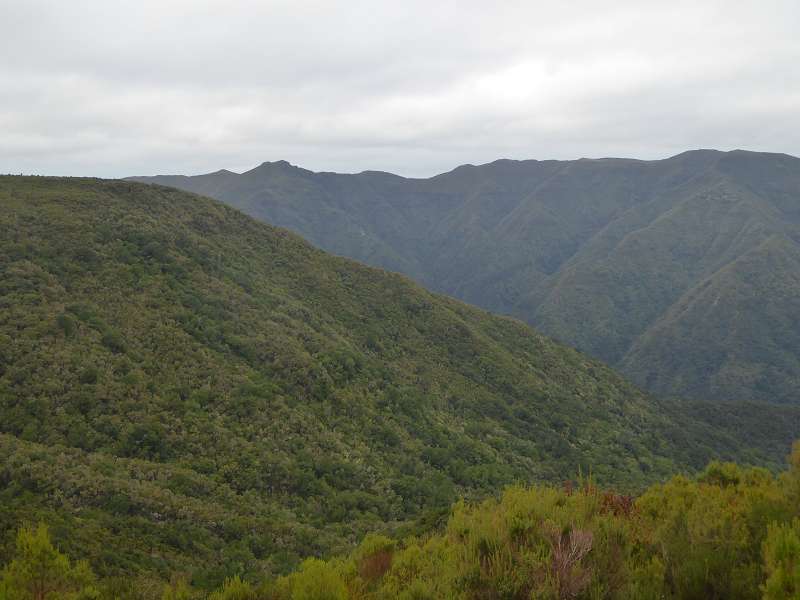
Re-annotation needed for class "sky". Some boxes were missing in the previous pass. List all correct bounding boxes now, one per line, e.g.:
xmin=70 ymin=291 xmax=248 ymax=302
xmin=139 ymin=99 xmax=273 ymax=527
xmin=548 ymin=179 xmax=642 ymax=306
xmin=2 ymin=0 xmax=799 ymax=178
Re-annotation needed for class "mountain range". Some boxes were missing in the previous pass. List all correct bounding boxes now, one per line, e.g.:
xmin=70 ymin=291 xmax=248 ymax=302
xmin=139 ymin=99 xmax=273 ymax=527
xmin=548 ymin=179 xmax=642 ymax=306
xmin=131 ymin=149 xmax=800 ymax=404
xmin=2 ymin=176 xmax=797 ymax=586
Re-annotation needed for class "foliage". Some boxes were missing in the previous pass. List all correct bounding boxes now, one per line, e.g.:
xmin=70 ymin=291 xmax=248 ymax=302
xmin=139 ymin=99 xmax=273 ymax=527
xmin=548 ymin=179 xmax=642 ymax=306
xmin=0 ymin=176 xmax=795 ymax=588
xmin=5 ymin=449 xmax=800 ymax=598
xmin=251 ymin=449 xmax=800 ymax=599
xmin=132 ymin=150 xmax=800 ymax=404
xmin=0 ymin=523 xmax=98 ymax=600
xmin=161 ymin=579 xmax=194 ymax=600
xmin=762 ymin=520 xmax=800 ymax=600
xmin=283 ymin=559 xmax=347 ymax=600
xmin=207 ymin=576 xmax=257 ymax=600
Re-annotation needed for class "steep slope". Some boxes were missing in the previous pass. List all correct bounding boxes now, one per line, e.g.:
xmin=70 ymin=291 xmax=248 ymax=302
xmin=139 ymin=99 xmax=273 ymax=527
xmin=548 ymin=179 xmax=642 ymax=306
xmin=130 ymin=150 xmax=800 ymax=403
xmin=2 ymin=176 xmax=796 ymax=586
xmin=621 ymin=234 xmax=800 ymax=401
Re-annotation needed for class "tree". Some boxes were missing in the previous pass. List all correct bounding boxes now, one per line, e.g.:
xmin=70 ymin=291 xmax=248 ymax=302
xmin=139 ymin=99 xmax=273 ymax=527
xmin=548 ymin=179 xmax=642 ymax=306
xmin=544 ymin=523 xmax=594 ymax=599
xmin=763 ymin=520 xmax=800 ymax=600
xmin=161 ymin=578 xmax=193 ymax=600
xmin=208 ymin=576 xmax=256 ymax=600
xmin=290 ymin=559 xmax=347 ymax=600
xmin=0 ymin=523 xmax=97 ymax=600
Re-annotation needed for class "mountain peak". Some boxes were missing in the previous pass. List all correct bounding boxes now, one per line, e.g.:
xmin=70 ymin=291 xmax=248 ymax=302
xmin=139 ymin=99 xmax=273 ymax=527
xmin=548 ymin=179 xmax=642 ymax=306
xmin=259 ymin=159 xmax=293 ymax=169
xmin=242 ymin=159 xmax=310 ymax=178
xmin=667 ymin=148 xmax=724 ymax=159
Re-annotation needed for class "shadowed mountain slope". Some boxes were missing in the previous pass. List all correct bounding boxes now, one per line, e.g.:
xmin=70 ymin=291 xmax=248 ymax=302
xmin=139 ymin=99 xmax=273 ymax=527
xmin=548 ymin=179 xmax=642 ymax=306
xmin=131 ymin=149 xmax=800 ymax=403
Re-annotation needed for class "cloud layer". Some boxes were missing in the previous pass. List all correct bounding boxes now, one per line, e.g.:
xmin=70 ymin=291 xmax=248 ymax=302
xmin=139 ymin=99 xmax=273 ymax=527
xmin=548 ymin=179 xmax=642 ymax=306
xmin=2 ymin=0 xmax=799 ymax=177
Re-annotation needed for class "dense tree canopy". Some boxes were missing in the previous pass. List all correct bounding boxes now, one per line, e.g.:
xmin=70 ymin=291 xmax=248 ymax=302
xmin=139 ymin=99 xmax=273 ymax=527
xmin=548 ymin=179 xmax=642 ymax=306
xmin=132 ymin=150 xmax=800 ymax=404
xmin=1 ymin=176 xmax=798 ymax=590
xmin=3 ymin=445 xmax=800 ymax=598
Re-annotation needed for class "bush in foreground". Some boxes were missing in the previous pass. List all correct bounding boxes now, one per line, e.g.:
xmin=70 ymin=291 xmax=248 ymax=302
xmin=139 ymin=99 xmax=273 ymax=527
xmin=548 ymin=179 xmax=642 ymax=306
xmin=3 ymin=443 xmax=800 ymax=599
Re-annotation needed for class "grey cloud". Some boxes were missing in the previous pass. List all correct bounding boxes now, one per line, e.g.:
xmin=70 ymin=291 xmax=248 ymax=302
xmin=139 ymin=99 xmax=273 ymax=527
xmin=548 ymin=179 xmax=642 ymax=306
xmin=1 ymin=0 xmax=799 ymax=177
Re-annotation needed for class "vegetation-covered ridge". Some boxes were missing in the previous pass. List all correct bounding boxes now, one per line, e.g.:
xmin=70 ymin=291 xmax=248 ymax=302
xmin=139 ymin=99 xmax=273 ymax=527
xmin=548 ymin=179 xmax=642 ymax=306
xmin=4 ymin=445 xmax=800 ymax=599
xmin=0 ymin=176 xmax=797 ymax=587
xmin=131 ymin=149 xmax=800 ymax=403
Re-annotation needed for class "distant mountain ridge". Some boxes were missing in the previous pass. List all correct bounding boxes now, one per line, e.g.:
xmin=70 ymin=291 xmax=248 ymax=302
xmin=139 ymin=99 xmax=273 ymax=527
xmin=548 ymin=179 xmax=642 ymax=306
xmin=130 ymin=149 xmax=800 ymax=403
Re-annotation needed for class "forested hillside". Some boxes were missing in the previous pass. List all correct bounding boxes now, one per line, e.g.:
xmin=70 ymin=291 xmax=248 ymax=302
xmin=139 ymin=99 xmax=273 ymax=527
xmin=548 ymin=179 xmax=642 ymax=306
xmin=4 ymin=447 xmax=800 ymax=599
xmin=200 ymin=444 xmax=800 ymax=599
xmin=2 ymin=176 xmax=797 ymax=587
xmin=131 ymin=150 xmax=800 ymax=403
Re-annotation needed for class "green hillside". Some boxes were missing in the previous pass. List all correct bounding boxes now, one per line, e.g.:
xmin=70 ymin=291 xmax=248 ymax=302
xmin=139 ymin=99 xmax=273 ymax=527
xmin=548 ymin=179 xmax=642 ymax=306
xmin=5 ymin=449 xmax=800 ymax=599
xmin=0 ymin=176 xmax=796 ymax=588
xmin=131 ymin=150 xmax=800 ymax=403
xmin=252 ymin=447 xmax=800 ymax=599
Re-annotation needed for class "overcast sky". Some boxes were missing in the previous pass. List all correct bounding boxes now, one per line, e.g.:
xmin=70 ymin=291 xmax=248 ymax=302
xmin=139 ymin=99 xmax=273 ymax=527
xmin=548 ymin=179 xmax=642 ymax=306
xmin=2 ymin=0 xmax=799 ymax=178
